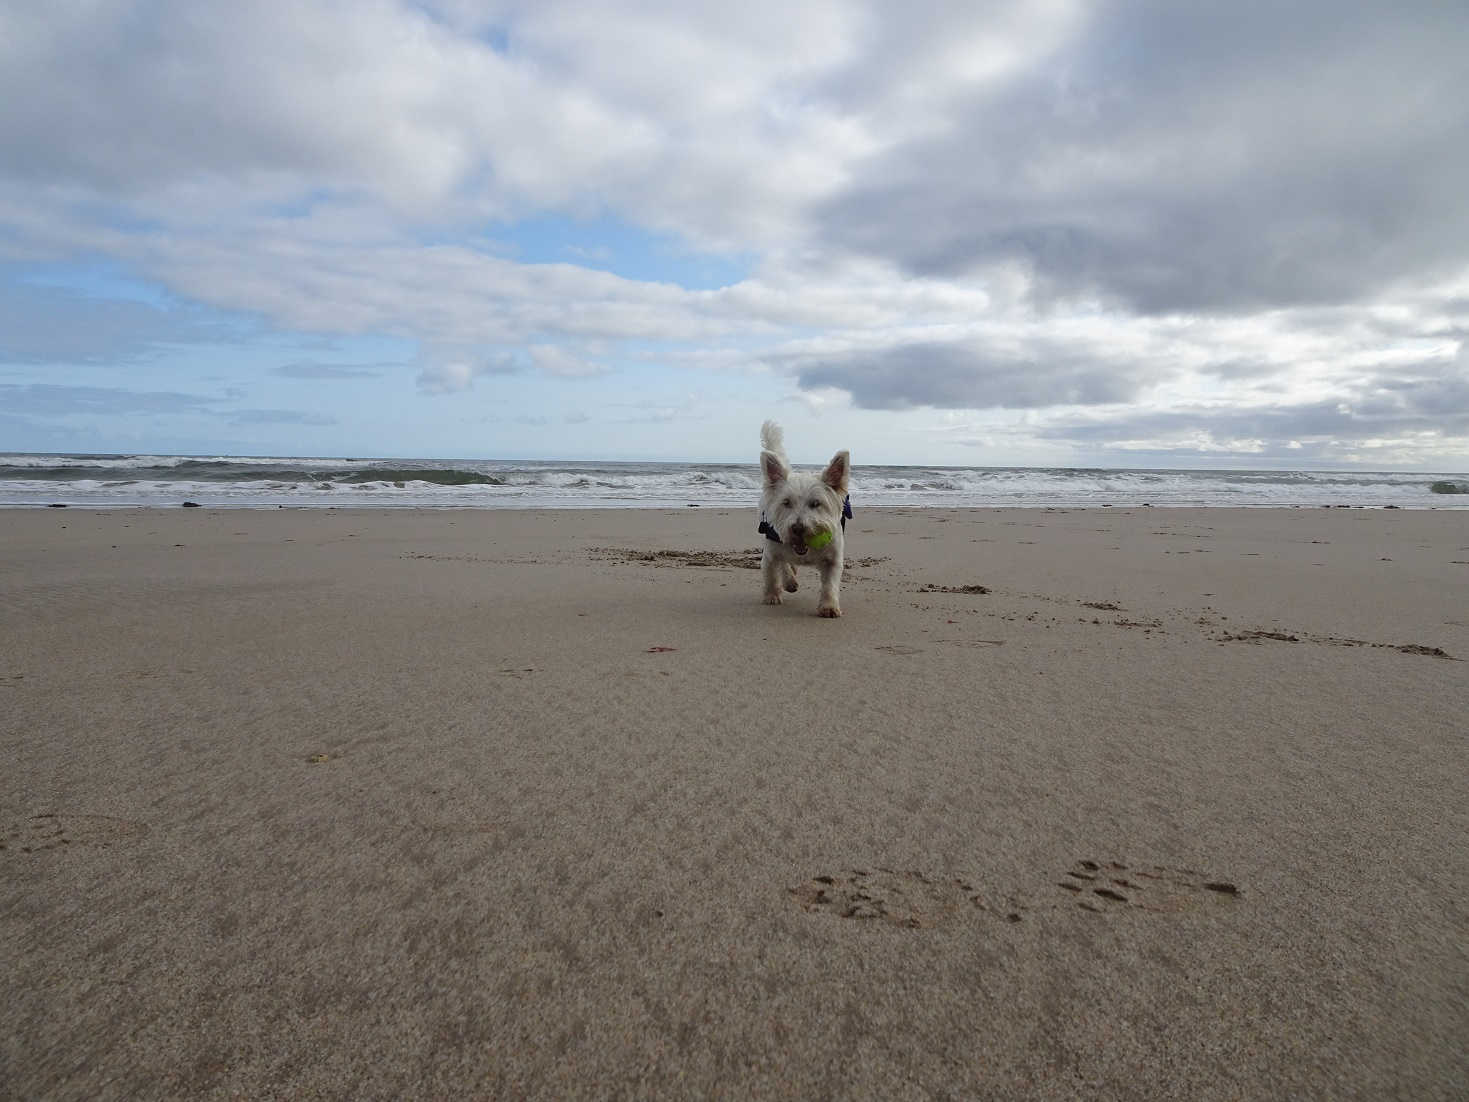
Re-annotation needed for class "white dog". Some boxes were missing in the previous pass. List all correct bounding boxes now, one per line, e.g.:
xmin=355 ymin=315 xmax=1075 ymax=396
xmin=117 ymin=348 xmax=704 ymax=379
xmin=758 ymin=421 xmax=851 ymax=618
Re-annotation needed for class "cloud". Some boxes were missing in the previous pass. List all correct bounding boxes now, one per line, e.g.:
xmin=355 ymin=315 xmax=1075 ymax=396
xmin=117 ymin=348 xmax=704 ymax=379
xmin=416 ymin=344 xmax=606 ymax=389
xmin=0 ymin=383 xmax=338 ymax=430
xmin=272 ymin=362 xmax=390 ymax=379
xmin=0 ymin=0 xmax=861 ymax=250
xmin=1355 ymin=357 xmax=1469 ymax=425
xmin=816 ymin=1 xmax=1469 ymax=313
xmin=0 ymin=382 xmax=216 ymax=416
xmin=416 ymin=352 xmax=518 ymax=394
xmin=788 ymin=337 xmax=1158 ymax=410
xmin=228 ymin=409 xmax=338 ymax=426
xmin=0 ymin=2 xmax=640 ymax=216
xmin=1038 ymin=357 xmax=1469 ymax=464
xmin=416 ymin=362 xmax=477 ymax=395
xmin=0 ymin=281 xmax=233 ymax=365
xmin=8 ymin=2 xmax=1467 ymax=317
xmin=528 ymin=345 xmax=606 ymax=377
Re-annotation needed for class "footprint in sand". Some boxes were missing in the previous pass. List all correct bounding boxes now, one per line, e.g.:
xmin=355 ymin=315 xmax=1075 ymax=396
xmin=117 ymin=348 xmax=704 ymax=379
xmin=790 ymin=868 xmax=1025 ymax=928
xmin=2 ymin=813 xmax=149 ymax=854
xmin=1218 ymin=629 xmax=1455 ymax=659
xmin=1057 ymin=859 xmax=1240 ymax=914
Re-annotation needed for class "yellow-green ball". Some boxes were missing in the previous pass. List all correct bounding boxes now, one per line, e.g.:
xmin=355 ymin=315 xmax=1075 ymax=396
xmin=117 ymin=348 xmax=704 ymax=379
xmin=808 ymin=529 xmax=833 ymax=550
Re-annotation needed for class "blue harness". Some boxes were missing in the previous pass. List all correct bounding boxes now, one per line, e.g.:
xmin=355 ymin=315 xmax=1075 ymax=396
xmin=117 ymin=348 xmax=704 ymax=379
xmin=759 ymin=494 xmax=852 ymax=544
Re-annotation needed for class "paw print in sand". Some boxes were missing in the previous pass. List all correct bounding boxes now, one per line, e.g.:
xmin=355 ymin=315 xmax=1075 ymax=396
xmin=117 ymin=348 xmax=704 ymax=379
xmin=790 ymin=867 xmax=1024 ymax=928
xmin=1 ymin=813 xmax=148 ymax=855
xmin=1058 ymin=859 xmax=1240 ymax=914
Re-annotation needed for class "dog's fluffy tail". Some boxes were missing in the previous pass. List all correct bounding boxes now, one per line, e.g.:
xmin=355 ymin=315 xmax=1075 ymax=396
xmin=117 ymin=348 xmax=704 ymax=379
xmin=760 ymin=420 xmax=787 ymax=460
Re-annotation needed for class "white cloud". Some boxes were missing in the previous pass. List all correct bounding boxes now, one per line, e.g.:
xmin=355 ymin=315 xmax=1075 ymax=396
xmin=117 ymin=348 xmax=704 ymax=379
xmin=528 ymin=345 xmax=606 ymax=377
xmin=415 ymin=350 xmax=517 ymax=394
xmin=416 ymin=362 xmax=477 ymax=394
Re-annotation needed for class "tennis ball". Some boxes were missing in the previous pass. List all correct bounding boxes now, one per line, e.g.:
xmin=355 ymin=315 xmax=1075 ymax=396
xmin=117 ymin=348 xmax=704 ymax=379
xmin=807 ymin=528 xmax=833 ymax=550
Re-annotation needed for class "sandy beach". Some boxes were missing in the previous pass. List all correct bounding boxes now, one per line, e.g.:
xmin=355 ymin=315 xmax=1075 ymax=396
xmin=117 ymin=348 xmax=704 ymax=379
xmin=2 ymin=504 xmax=1466 ymax=1099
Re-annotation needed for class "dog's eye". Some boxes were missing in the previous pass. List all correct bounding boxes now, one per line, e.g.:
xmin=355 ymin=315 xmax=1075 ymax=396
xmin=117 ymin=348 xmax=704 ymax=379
xmin=783 ymin=497 xmax=793 ymax=507
xmin=809 ymin=499 xmax=820 ymax=509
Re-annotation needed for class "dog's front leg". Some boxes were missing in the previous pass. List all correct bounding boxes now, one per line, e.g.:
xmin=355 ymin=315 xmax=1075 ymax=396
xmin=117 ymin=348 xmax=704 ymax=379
xmin=816 ymin=554 xmax=843 ymax=617
xmin=761 ymin=549 xmax=785 ymax=604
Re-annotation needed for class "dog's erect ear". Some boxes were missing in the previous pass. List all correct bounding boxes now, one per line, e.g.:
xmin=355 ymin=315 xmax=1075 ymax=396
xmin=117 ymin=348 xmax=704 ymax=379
xmin=761 ymin=449 xmax=789 ymax=487
xmin=821 ymin=450 xmax=850 ymax=493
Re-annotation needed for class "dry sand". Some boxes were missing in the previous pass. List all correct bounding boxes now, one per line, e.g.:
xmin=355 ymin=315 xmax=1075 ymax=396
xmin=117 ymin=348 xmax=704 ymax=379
xmin=2 ymin=505 xmax=1466 ymax=1099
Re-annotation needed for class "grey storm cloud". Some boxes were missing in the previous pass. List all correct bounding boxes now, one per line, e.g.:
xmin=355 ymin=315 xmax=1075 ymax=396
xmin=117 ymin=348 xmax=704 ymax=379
xmin=1363 ymin=362 xmax=1469 ymax=422
xmin=1041 ymin=359 xmax=1469 ymax=451
xmin=818 ymin=1 xmax=1469 ymax=315
xmin=792 ymin=340 xmax=1154 ymax=410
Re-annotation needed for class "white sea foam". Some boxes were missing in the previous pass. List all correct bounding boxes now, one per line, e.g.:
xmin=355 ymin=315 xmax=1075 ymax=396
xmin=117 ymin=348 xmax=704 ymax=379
xmin=1 ymin=453 xmax=1464 ymax=509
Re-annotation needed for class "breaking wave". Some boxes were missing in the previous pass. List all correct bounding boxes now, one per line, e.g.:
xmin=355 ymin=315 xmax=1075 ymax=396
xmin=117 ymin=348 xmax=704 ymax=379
xmin=2 ymin=453 xmax=1465 ymax=509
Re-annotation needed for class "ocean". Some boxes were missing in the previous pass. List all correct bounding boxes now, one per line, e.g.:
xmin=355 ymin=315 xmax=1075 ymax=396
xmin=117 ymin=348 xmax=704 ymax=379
xmin=1 ymin=453 xmax=1466 ymax=510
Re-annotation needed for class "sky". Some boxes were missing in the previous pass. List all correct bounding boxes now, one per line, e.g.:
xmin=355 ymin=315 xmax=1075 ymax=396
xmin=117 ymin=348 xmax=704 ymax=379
xmin=2 ymin=0 xmax=1467 ymax=468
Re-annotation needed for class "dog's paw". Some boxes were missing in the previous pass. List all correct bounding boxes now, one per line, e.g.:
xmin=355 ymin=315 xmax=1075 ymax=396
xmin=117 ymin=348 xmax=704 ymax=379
xmin=763 ymin=593 xmax=783 ymax=605
xmin=817 ymin=605 xmax=842 ymax=618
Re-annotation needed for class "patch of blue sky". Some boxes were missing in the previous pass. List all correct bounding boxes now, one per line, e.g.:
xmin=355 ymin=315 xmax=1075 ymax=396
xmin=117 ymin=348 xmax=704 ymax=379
xmin=8 ymin=257 xmax=177 ymax=308
xmin=404 ymin=3 xmax=509 ymax=52
xmin=258 ymin=188 xmax=342 ymax=220
xmin=477 ymin=25 xmax=510 ymax=52
xmin=485 ymin=213 xmax=752 ymax=291
xmin=267 ymin=333 xmax=417 ymax=378
xmin=1 ymin=267 xmax=260 ymax=368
